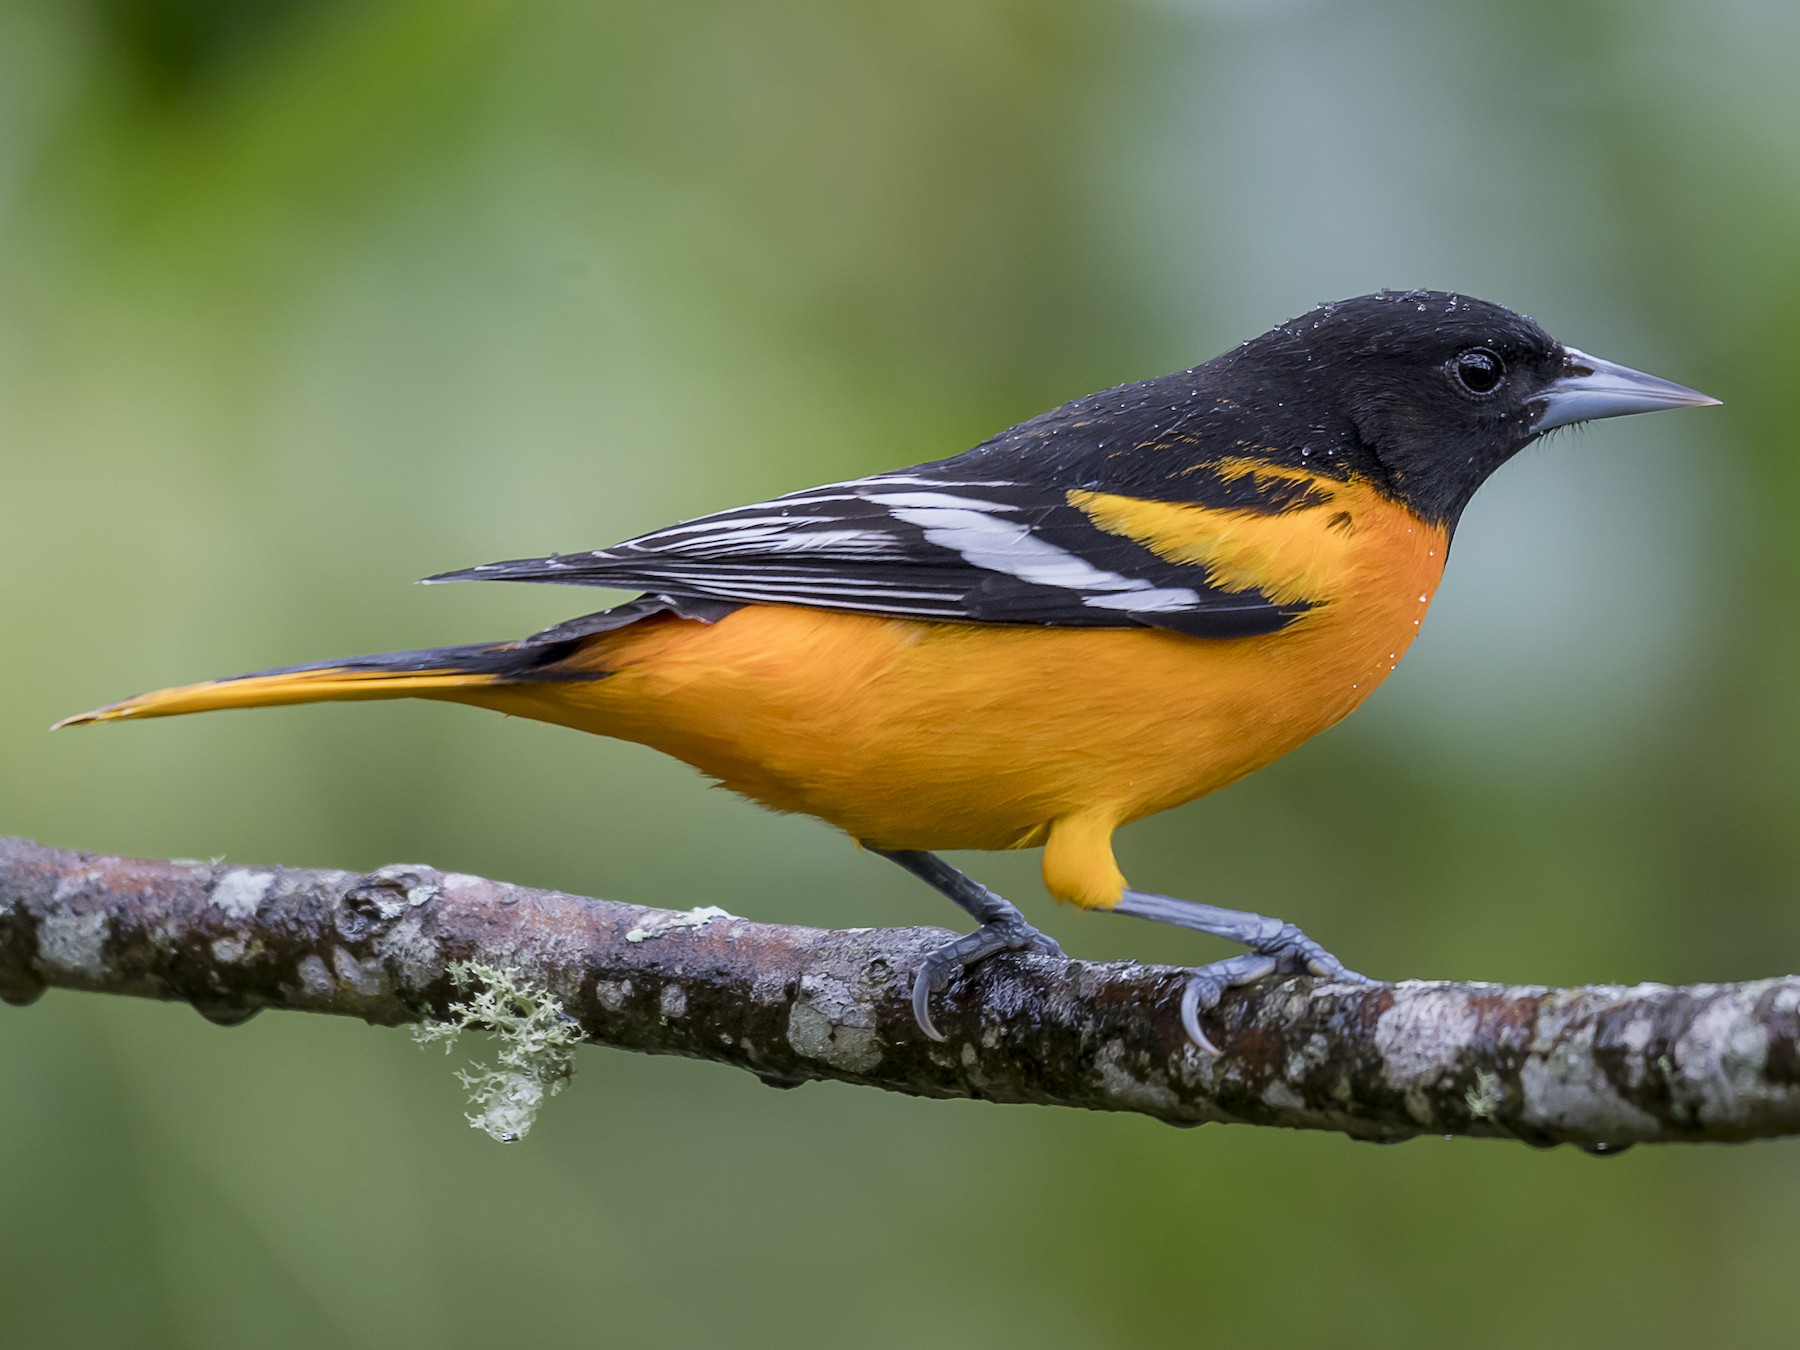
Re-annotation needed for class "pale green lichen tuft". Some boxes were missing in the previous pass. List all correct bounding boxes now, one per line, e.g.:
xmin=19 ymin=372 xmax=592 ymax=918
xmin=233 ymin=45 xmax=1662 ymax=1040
xmin=1465 ymin=1067 xmax=1505 ymax=1120
xmin=413 ymin=961 xmax=585 ymax=1142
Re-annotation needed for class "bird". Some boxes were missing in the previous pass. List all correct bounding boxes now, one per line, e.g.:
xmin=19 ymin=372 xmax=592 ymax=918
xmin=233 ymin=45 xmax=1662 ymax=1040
xmin=58 ymin=290 xmax=1719 ymax=1050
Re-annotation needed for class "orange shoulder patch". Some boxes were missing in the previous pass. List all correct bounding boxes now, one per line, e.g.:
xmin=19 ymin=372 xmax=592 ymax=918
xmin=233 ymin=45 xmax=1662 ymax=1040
xmin=1068 ymin=469 xmax=1405 ymax=609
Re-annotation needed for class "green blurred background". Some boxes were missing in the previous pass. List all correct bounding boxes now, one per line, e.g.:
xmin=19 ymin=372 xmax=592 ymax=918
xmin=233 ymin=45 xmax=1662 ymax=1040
xmin=2 ymin=1 xmax=1796 ymax=1344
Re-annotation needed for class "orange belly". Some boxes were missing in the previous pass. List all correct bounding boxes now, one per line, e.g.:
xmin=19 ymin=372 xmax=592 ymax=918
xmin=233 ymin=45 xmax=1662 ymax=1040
xmin=488 ymin=600 xmax=1398 ymax=842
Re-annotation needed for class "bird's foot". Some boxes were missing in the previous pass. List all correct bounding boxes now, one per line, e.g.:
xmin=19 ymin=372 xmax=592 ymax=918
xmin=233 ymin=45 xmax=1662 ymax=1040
xmin=1113 ymin=890 xmax=1377 ymax=1054
xmin=1179 ymin=932 xmax=1374 ymax=1053
xmin=911 ymin=917 xmax=1064 ymax=1042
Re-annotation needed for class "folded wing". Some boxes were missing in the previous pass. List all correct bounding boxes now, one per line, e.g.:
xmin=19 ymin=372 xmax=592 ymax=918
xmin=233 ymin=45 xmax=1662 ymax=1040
xmin=426 ymin=471 xmax=1312 ymax=639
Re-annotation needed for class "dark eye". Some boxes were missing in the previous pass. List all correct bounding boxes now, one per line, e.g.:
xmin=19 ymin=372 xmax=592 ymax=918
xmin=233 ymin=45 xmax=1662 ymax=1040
xmin=1453 ymin=347 xmax=1505 ymax=395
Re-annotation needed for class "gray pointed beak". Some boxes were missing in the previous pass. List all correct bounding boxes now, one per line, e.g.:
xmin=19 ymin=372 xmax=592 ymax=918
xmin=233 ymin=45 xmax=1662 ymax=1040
xmin=1531 ymin=346 xmax=1720 ymax=432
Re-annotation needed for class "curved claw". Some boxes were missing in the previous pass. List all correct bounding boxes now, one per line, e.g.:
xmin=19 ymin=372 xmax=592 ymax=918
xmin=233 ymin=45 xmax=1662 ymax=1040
xmin=912 ymin=967 xmax=947 ymax=1042
xmin=1178 ymin=952 xmax=1279 ymax=1053
xmin=1179 ymin=979 xmax=1221 ymax=1055
xmin=909 ymin=917 xmax=1061 ymax=1041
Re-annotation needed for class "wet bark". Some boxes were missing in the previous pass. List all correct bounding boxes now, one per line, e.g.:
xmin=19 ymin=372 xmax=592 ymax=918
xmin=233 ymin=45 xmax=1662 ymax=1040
xmin=4 ymin=834 xmax=1797 ymax=1149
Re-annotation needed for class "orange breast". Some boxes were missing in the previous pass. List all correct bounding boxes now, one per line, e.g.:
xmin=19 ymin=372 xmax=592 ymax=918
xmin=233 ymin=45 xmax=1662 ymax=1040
xmin=474 ymin=479 xmax=1447 ymax=860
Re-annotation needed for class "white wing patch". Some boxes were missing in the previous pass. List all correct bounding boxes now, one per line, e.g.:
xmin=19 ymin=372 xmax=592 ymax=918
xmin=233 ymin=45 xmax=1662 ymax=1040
xmin=1081 ymin=588 xmax=1208 ymax=613
xmin=877 ymin=499 xmax=1205 ymax=608
xmin=624 ymin=486 xmax=1206 ymax=611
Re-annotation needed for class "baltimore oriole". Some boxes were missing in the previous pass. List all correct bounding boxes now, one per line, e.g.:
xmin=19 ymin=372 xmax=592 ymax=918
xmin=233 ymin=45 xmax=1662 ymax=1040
xmin=60 ymin=291 xmax=1718 ymax=1049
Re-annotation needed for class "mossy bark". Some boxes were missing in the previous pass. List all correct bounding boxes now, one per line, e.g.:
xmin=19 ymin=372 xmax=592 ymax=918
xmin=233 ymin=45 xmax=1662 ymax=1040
xmin=5 ymin=835 xmax=1799 ymax=1148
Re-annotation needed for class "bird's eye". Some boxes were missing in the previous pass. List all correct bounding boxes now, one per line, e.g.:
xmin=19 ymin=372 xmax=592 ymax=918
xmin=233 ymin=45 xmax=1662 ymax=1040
xmin=1453 ymin=347 xmax=1505 ymax=395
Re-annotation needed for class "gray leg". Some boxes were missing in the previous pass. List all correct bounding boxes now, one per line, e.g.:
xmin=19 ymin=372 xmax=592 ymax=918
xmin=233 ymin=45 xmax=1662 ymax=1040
xmin=1113 ymin=890 xmax=1378 ymax=1053
xmin=867 ymin=847 xmax=1064 ymax=1041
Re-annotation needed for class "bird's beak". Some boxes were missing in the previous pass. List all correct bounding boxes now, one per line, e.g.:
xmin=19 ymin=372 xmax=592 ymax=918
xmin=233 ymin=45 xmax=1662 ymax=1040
xmin=1531 ymin=346 xmax=1720 ymax=432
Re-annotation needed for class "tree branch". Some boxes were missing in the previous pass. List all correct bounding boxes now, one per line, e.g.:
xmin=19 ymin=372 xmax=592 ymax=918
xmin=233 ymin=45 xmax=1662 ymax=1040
xmin=4 ymin=834 xmax=1797 ymax=1149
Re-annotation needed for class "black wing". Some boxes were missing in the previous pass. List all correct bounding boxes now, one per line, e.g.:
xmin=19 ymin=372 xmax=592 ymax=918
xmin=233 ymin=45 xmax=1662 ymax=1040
xmin=427 ymin=470 xmax=1309 ymax=639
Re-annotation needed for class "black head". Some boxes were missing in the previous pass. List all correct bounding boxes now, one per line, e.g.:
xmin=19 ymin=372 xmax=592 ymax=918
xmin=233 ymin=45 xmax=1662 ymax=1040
xmin=1221 ymin=290 xmax=1717 ymax=526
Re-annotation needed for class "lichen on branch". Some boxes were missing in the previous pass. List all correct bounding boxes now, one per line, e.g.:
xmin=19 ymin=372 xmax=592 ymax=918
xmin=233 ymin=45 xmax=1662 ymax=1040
xmin=413 ymin=960 xmax=585 ymax=1141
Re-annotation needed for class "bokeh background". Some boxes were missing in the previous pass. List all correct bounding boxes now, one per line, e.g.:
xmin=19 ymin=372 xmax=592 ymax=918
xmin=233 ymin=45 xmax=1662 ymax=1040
xmin=3 ymin=1 xmax=1797 ymax=1345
